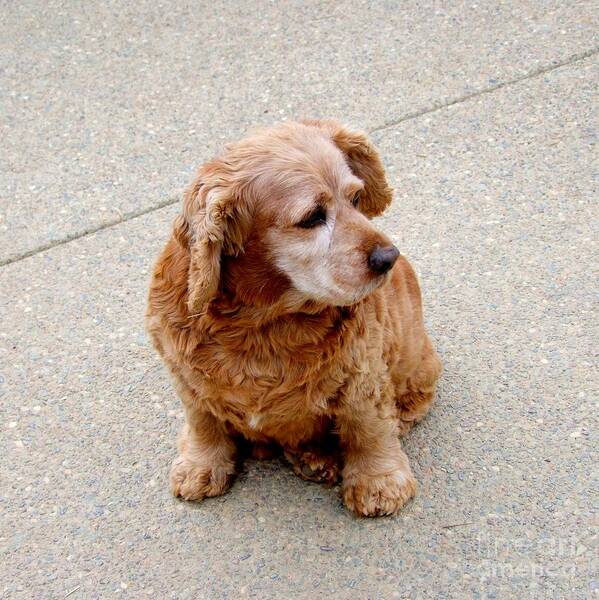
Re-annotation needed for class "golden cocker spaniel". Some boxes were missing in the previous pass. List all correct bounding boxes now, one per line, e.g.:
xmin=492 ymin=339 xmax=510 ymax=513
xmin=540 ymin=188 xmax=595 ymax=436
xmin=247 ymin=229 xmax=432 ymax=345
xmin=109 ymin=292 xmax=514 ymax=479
xmin=146 ymin=120 xmax=441 ymax=516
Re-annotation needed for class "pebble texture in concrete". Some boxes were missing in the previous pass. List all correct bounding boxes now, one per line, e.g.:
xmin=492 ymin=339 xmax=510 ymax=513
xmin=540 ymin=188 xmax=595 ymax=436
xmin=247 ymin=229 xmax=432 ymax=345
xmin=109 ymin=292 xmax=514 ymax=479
xmin=1 ymin=1 xmax=598 ymax=263
xmin=1 ymin=50 xmax=597 ymax=598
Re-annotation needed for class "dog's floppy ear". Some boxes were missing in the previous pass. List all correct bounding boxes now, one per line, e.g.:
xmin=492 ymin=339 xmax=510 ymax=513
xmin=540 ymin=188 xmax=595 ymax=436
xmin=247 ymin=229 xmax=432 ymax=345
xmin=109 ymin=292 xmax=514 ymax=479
xmin=182 ymin=159 xmax=251 ymax=313
xmin=302 ymin=119 xmax=393 ymax=217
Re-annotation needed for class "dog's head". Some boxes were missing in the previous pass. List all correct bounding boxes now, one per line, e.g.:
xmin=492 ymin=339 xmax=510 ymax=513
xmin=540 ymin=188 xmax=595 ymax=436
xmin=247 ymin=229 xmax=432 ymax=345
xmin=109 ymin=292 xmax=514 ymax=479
xmin=183 ymin=120 xmax=398 ymax=312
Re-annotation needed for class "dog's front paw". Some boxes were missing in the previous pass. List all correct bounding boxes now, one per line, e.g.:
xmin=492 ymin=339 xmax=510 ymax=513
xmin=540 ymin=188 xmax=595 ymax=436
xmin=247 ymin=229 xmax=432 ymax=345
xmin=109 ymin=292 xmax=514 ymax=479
xmin=342 ymin=470 xmax=417 ymax=517
xmin=169 ymin=454 xmax=235 ymax=501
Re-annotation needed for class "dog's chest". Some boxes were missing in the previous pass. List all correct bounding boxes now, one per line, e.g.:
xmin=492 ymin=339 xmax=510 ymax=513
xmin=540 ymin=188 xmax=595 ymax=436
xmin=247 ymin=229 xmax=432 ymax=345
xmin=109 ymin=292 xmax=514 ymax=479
xmin=191 ymin=331 xmax=347 ymax=444
xmin=204 ymin=359 xmax=338 ymax=444
xmin=218 ymin=385 xmax=326 ymax=444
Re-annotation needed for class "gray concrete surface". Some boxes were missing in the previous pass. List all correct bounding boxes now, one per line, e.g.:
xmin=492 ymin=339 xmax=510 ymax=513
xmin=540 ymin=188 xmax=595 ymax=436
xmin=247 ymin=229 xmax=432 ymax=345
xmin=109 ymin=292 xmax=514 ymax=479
xmin=1 ymin=2 xmax=598 ymax=599
xmin=1 ymin=0 xmax=598 ymax=264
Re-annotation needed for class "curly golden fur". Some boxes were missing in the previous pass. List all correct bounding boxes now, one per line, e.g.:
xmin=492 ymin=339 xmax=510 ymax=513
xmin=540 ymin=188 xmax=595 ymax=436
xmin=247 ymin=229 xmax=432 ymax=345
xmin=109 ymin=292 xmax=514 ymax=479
xmin=146 ymin=120 xmax=441 ymax=516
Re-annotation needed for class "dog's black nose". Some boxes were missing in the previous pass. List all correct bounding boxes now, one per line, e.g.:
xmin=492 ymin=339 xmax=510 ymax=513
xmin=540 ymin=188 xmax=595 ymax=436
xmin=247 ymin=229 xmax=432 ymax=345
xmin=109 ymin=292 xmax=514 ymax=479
xmin=368 ymin=245 xmax=400 ymax=274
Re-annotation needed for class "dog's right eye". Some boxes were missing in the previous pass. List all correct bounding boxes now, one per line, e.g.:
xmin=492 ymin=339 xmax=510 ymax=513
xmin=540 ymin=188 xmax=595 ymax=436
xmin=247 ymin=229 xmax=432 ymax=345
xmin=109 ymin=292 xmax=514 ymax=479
xmin=296 ymin=206 xmax=327 ymax=229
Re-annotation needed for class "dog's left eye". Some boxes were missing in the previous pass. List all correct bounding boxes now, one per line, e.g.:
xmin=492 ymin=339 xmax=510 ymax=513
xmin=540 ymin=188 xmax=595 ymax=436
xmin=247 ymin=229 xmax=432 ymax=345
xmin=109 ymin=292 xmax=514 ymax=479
xmin=351 ymin=191 xmax=361 ymax=208
xmin=296 ymin=206 xmax=327 ymax=229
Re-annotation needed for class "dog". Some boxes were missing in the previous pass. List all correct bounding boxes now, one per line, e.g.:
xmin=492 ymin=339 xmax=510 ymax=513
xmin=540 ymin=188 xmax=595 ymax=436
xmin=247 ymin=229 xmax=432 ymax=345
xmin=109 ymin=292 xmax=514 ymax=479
xmin=146 ymin=119 xmax=441 ymax=516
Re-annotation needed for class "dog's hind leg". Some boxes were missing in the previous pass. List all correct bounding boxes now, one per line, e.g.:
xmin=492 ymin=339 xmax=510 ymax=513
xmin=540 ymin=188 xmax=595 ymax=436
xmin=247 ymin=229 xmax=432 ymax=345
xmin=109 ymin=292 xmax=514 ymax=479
xmin=283 ymin=431 xmax=341 ymax=486
xmin=284 ymin=447 xmax=341 ymax=485
xmin=395 ymin=336 xmax=442 ymax=436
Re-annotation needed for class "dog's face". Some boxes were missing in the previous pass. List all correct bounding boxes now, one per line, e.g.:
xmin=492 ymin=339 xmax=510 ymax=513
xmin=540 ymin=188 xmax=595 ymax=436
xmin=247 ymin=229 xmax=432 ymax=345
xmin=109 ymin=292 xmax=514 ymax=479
xmin=183 ymin=120 xmax=398 ymax=312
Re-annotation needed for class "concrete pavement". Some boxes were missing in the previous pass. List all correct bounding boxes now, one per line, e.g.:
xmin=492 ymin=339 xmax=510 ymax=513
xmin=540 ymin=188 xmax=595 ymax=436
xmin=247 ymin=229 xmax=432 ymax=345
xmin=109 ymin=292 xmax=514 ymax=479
xmin=1 ymin=2 xmax=597 ymax=598
xmin=2 ymin=0 xmax=597 ymax=265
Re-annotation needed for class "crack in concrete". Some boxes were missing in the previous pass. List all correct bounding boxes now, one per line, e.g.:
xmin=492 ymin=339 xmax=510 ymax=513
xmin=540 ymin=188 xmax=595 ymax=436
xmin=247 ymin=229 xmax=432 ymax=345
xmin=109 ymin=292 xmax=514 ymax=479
xmin=0 ymin=196 xmax=179 ymax=268
xmin=368 ymin=46 xmax=599 ymax=135
xmin=2 ymin=46 xmax=597 ymax=268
